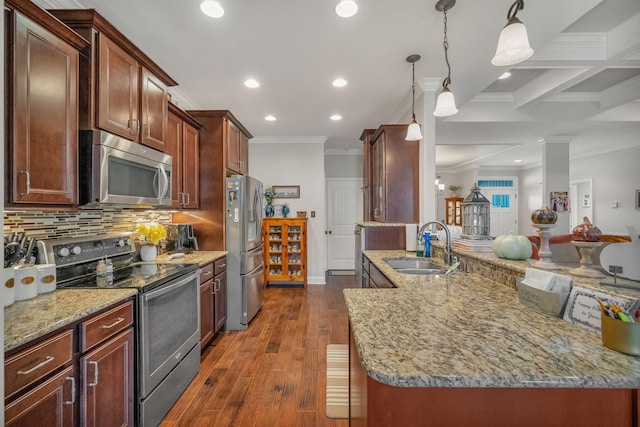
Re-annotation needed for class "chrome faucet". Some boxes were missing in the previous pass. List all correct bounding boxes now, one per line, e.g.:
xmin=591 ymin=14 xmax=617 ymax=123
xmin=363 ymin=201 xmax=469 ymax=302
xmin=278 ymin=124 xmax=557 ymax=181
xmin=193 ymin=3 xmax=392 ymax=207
xmin=418 ymin=221 xmax=452 ymax=265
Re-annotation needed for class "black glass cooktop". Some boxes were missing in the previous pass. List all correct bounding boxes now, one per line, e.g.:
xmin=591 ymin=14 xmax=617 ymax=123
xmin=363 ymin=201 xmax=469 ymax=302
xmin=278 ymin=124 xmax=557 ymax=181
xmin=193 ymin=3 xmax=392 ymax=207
xmin=57 ymin=262 xmax=199 ymax=292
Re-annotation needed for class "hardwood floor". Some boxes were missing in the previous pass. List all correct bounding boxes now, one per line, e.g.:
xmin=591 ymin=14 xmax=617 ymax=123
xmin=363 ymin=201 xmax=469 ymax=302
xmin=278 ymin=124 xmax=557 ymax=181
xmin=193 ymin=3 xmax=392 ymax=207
xmin=161 ymin=274 xmax=355 ymax=427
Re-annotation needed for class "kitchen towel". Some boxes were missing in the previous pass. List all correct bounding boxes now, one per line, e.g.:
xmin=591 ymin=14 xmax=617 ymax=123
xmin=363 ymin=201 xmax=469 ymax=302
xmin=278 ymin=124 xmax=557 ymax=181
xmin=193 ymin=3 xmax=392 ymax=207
xmin=405 ymin=224 xmax=418 ymax=251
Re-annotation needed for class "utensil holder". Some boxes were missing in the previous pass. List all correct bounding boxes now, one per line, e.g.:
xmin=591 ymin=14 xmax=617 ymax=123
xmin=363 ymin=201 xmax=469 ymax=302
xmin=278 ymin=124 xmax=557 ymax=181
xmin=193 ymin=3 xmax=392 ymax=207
xmin=601 ymin=313 xmax=640 ymax=356
xmin=515 ymin=278 xmax=571 ymax=317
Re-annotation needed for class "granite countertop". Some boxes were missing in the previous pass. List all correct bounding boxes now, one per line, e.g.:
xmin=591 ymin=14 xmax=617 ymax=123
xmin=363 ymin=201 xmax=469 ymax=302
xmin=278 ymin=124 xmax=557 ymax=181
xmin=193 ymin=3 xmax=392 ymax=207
xmin=4 ymin=288 xmax=137 ymax=353
xmin=344 ymin=249 xmax=640 ymax=389
xmin=157 ymin=250 xmax=227 ymax=267
xmin=4 ymin=251 xmax=227 ymax=354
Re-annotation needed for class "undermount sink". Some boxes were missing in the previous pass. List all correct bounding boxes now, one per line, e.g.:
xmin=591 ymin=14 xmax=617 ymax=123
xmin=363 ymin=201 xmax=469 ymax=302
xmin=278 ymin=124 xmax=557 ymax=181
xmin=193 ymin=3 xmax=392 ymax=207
xmin=384 ymin=258 xmax=446 ymax=275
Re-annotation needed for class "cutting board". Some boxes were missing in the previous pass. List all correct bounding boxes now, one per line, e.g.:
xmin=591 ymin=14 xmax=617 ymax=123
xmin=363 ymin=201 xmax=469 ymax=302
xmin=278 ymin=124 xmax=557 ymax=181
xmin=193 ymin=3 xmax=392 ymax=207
xmin=599 ymin=226 xmax=640 ymax=281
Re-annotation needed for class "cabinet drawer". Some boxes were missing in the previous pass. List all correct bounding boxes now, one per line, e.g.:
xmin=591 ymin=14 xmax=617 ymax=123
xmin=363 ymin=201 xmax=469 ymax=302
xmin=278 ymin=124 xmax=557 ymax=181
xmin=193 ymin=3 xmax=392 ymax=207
xmin=5 ymin=329 xmax=73 ymax=400
xmin=80 ymin=301 xmax=134 ymax=352
xmin=200 ymin=263 xmax=214 ymax=283
xmin=214 ymin=257 xmax=227 ymax=275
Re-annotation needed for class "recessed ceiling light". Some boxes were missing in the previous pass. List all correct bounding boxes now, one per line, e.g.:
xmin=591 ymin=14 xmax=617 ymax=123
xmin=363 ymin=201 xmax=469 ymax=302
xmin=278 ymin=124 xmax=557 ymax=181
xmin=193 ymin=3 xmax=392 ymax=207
xmin=330 ymin=114 xmax=342 ymax=121
xmin=265 ymin=115 xmax=276 ymax=121
xmin=514 ymin=159 xmax=522 ymax=163
xmin=335 ymin=1 xmax=358 ymax=18
xmin=498 ymin=72 xmax=512 ymax=80
xmin=244 ymin=79 xmax=260 ymax=88
xmin=200 ymin=0 xmax=224 ymax=18
xmin=332 ymin=78 xmax=348 ymax=87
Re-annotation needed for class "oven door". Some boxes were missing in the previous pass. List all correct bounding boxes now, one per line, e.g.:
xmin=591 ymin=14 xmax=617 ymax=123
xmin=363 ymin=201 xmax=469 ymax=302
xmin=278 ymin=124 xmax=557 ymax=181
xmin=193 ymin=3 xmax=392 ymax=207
xmin=138 ymin=269 xmax=200 ymax=397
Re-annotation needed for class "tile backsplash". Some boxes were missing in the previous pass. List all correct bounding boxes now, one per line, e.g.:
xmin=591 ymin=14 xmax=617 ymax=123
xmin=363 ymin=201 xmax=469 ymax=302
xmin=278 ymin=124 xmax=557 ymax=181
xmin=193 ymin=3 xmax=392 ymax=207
xmin=4 ymin=208 xmax=173 ymax=243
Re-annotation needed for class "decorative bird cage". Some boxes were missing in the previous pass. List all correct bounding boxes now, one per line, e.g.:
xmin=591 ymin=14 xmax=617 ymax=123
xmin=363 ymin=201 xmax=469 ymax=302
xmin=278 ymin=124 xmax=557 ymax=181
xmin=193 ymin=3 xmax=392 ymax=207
xmin=461 ymin=183 xmax=491 ymax=240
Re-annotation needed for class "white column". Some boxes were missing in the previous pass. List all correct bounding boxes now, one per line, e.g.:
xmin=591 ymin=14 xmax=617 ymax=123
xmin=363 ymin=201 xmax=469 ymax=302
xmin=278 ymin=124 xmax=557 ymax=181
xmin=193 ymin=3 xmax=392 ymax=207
xmin=418 ymin=78 xmax=441 ymax=224
xmin=539 ymin=136 xmax=572 ymax=234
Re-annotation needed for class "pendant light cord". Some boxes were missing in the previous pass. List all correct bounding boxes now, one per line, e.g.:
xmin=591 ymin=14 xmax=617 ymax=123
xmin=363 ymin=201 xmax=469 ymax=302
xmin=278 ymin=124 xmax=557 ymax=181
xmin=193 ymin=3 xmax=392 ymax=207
xmin=442 ymin=7 xmax=451 ymax=88
xmin=411 ymin=61 xmax=416 ymax=121
xmin=507 ymin=0 xmax=524 ymax=20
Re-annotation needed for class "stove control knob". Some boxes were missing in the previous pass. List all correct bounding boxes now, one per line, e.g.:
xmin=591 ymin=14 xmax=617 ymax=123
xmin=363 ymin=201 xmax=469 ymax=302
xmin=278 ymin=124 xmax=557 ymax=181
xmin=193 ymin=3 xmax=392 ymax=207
xmin=58 ymin=247 xmax=70 ymax=257
xmin=116 ymin=239 xmax=126 ymax=247
xmin=71 ymin=246 xmax=82 ymax=255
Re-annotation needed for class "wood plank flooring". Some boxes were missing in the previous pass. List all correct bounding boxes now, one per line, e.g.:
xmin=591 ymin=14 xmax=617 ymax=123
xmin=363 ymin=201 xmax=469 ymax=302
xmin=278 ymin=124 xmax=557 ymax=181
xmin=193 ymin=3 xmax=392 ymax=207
xmin=161 ymin=275 xmax=355 ymax=427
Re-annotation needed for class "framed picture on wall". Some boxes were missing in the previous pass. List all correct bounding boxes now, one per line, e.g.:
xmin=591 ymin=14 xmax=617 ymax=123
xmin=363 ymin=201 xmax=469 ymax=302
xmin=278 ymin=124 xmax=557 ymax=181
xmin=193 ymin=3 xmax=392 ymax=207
xmin=273 ymin=185 xmax=300 ymax=199
xmin=550 ymin=191 xmax=569 ymax=212
xmin=583 ymin=193 xmax=592 ymax=207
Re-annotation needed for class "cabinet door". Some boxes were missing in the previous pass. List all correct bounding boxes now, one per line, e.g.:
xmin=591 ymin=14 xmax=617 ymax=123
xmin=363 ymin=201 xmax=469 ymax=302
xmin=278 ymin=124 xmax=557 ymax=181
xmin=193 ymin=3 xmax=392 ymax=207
xmin=239 ymin=131 xmax=249 ymax=174
xmin=81 ymin=328 xmax=134 ymax=427
xmin=214 ymin=270 xmax=227 ymax=333
xmin=140 ymin=67 xmax=168 ymax=151
xmin=264 ymin=221 xmax=285 ymax=281
xmin=200 ymin=279 xmax=215 ymax=347
xmin=97 ymin=33 xmax=140 ymax=140
xmin=225 ymin=119 xmax=241 ymax=173
xmin=10 ymin=13 xmax=78 ymax=204
xmin=182 ymin=122 xmax=200 ymax=209
xmin=371 ymin=135 xmax=384 ymax=221
xmin=166 ymin=110 xmax=183 ymax=208
xmin=5 ymin=366 xmax=76 ymax=427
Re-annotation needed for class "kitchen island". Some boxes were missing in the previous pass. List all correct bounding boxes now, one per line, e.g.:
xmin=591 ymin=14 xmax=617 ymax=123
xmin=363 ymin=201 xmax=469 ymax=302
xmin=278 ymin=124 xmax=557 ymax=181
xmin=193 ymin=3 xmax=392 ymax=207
xmin=345 ymin=250 xmax=640 ymax=426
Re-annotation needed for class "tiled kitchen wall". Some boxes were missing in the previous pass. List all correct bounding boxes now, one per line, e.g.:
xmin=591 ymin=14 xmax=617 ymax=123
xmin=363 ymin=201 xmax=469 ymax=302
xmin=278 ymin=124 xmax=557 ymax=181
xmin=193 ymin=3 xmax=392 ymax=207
xmin=3 ymin=209 xmax=173 ymax=243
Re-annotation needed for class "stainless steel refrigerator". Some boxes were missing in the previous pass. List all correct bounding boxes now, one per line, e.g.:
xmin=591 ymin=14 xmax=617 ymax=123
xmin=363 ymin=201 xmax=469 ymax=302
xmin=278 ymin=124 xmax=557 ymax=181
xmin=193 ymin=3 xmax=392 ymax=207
xmin=225 ymin=175 xmax=266 ymax=330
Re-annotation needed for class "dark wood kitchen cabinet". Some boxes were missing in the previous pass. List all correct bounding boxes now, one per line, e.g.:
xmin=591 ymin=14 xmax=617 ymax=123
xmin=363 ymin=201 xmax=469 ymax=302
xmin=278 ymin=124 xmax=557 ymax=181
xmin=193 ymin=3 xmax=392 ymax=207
xmin=4 ymin=299 xmax=134 ymax=427
xmin=200 ymin=256 xmax=227 ymax=349
xmin=4 ymin=2 xmax=88 ymax=206
xmin=185 ymin=110 xmax=253 ymax=250
xmin=79 ymin=301 xmax=134 ymax=427
xmin=167 ymin=104 xmax=201 ymax=209
xmin=49 ymin=9 xmax=176 ymax=150
xmin=370 ymin=124 xmax=419 ymax=223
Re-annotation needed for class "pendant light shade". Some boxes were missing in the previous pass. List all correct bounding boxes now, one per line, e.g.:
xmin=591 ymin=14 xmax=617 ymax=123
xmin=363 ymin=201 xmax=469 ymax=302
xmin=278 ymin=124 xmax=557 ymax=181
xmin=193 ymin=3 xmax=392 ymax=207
xmin=433 ymin=0 xmax=458 ymax=118
xmin=405 ymin=54 xmax=423 ymax=141
xmin=433 ymin=87 xmax=458 ymax=117
xmin=406 ymin=121 xmax=423 ymax=141
xmin=491 ymin=1 xmax=534 ymax=66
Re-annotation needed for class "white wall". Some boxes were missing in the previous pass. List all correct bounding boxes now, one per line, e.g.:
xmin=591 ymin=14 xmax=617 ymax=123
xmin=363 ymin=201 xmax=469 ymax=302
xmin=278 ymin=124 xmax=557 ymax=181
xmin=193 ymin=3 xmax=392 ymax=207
xmin=325 ymin=150 xmax=362 ymax=178
xmin=249 ymin=140 xmax=327 ymax=284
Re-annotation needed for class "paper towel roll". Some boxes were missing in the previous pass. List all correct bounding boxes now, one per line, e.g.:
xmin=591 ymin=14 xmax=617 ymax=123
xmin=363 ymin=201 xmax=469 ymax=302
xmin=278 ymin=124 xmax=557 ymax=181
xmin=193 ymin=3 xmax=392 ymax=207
xmin=405 ymin=224 xmax=418 ymax=251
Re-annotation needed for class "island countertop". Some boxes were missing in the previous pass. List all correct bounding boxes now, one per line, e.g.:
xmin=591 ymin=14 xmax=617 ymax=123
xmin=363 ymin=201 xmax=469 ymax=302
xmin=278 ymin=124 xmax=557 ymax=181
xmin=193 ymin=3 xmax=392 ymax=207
xmin=344 ymin=250 xmax=640 ymax=389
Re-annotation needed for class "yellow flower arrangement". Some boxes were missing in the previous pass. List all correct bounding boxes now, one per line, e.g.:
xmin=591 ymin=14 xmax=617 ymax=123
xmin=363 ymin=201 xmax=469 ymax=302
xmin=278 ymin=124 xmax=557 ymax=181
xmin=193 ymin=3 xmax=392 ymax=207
xmin=136 ymin=222 xmax=167 ymax=245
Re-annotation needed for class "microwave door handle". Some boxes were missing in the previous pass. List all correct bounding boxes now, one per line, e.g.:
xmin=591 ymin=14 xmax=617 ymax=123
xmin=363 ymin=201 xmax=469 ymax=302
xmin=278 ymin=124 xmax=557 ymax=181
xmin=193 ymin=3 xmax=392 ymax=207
xmin=157 ymin=164 xmax=169 ymax=203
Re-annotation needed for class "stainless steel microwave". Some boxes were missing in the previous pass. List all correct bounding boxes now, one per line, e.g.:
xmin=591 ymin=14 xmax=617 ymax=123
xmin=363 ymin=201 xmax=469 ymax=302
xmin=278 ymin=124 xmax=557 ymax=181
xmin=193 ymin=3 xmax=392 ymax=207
xmin=79 ymin=131 xmax=172 ymax=207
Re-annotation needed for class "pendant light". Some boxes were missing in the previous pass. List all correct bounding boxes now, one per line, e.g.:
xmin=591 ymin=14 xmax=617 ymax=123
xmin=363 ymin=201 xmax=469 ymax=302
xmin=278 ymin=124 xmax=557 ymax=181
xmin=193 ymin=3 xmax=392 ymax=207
xmin=491 ymin=0 xmax=534 ymax=66
xmin=405 ymin=54 xmax=423 ymax=141
xmin=433 ymin=0 xmax=458 ymax=117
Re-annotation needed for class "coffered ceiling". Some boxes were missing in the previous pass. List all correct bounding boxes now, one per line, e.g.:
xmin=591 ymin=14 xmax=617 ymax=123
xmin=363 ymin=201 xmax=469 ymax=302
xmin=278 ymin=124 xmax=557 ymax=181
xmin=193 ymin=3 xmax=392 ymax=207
xmin=36 ymin=0 xmax=640 ymax=171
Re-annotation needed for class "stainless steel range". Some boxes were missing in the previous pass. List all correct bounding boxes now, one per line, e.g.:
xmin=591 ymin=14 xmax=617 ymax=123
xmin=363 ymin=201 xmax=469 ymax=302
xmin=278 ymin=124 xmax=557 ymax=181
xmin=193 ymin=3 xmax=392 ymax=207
xmin=37 ymin=233 xmax=201 ymax=427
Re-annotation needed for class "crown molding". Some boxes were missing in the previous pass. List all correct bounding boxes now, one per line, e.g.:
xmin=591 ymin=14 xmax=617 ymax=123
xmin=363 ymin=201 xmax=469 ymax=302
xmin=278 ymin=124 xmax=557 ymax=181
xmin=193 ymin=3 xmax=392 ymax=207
xmin=167 ymin=87 xmax=201 ymax=111
xmin=250 ymin=136 xmax=328 ymax=144
xmin=325 ymin=148 xmax=362 ymax=156
xmin=419 ymin=78 xmax=443 ymax=93
xmin=537 ymin=136 xmax=574 ymax=144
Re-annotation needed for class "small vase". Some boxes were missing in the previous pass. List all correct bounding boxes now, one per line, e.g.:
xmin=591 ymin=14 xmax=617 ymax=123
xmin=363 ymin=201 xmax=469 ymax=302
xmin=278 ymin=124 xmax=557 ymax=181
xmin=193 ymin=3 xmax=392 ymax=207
xmin=265 ymin=202 xmax=275 ymax=217
xmin=140 ymin=244 xmax=158 ymax=262
xmin=281 ymin=205 xmax=290 ymax=218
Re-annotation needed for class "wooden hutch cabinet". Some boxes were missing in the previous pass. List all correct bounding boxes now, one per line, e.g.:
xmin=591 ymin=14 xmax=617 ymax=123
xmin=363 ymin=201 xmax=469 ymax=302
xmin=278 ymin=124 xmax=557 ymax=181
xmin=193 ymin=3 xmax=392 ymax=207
xmin=5 ymin=0 xmax=88 ymax=206
xmin=445 ymin=197 xmax=464 ymax=226
xmin=167 ymin=103 xmax=201 ymax=209
xmin=370 ymin=125 xmax=419 ymax=223
xmin=263 ymin=218 xmax=308 ymax=287
xmin=49 ymin=9 xmax=177 ymax=151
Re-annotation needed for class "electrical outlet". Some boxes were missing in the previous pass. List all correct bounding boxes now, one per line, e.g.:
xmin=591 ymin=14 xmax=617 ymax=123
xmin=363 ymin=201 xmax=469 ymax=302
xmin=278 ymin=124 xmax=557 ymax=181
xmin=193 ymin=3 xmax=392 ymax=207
xmin=609 ymin=265 xmax=623 ymax=274
xmin=311 ymin=211 xmax=316 ymax=218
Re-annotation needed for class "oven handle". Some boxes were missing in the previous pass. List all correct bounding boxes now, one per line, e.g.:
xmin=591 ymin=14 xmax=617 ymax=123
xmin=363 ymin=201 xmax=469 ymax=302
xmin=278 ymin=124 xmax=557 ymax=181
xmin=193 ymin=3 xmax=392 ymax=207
xmin=142 ymin=270 xmax=199 ymax=301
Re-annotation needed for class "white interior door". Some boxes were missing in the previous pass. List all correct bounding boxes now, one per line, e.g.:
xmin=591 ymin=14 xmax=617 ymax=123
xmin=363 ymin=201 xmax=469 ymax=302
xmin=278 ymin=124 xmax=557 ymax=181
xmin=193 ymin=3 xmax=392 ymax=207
xmin=326 ymin=178 xmax=362 ymax=270
xmin=477 ymin=178 xmax=518 ymax=237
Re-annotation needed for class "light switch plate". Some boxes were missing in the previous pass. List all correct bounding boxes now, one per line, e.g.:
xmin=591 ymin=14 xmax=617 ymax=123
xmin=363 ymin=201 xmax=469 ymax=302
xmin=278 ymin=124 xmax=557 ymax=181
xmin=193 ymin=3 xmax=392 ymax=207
xmin=311 ymin=211 xmax=316 ymax=218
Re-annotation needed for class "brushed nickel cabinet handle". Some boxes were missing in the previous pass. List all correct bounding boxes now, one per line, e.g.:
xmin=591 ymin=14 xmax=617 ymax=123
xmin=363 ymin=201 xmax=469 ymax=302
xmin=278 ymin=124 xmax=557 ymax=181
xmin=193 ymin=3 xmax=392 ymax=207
xmin=88 ymin=361 xmax=99 ymax=387
xmin=64 ymin=376 xmax=76 ymax=405
xmin=101 ymin=317 xmax=124 ymax=329
xmin=17 ymin=355 xmax=55 ymax=375
xmin=18 ymin=171 xmax=30 ymax=195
